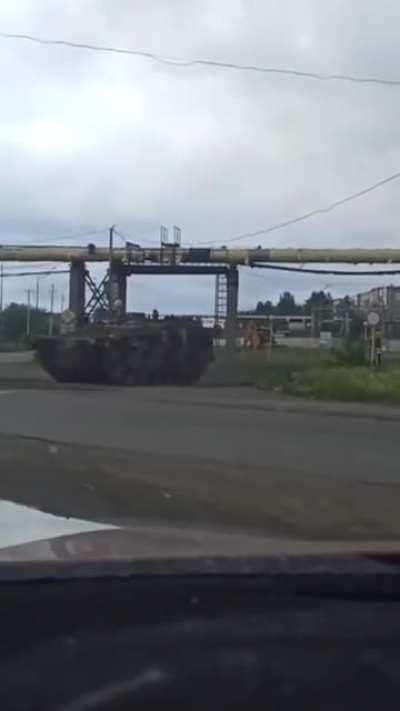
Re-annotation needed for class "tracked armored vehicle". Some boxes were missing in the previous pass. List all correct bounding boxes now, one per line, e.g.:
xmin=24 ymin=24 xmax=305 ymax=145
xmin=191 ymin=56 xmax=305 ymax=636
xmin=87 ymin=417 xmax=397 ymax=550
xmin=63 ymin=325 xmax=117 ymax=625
xmin=35 ymin=315 xmax=213 ymax=386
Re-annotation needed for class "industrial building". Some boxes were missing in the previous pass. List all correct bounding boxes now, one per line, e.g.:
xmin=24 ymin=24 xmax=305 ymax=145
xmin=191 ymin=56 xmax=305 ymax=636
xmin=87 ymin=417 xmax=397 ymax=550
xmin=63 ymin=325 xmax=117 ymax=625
xmin=351 ymin=285 xmax=400 ymax=337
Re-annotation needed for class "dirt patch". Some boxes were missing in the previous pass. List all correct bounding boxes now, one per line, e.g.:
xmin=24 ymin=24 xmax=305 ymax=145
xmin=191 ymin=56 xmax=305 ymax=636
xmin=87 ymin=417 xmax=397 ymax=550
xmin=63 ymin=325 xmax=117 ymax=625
xmin=1 ymin=433 xmax=400 ymax=541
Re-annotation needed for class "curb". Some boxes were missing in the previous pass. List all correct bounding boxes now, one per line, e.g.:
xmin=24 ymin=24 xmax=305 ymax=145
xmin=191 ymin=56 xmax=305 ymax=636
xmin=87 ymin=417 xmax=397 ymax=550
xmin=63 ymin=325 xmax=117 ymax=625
xmin=155 ymin=394 xmax=400 ymax=423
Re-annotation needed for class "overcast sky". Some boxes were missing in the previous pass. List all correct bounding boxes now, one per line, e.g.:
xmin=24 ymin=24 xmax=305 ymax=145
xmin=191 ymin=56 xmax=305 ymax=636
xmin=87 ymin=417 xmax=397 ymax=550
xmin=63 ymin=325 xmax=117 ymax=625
xmin=2 ymin=0 xmax=400 ymax=313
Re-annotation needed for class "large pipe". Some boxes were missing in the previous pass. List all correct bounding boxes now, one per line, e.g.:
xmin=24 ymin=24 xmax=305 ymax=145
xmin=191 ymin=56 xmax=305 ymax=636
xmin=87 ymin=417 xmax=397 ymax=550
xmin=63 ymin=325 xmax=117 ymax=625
xmin=2 ymin=245 xmax=400 ymax=264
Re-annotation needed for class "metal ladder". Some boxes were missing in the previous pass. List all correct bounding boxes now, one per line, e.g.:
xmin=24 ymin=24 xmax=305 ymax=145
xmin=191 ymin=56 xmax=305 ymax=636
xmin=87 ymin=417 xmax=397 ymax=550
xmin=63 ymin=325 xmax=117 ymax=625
xmin=214 ymin=273 xmax=227 ymax=327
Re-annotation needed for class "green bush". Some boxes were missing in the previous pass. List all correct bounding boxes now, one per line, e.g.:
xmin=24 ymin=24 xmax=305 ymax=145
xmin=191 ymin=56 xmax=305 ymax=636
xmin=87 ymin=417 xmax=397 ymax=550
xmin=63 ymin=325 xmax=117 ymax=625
xmin=241 ymin=348 xmax=331 ymax=391
xmin=291 ymin=367 xmax=400 ymax=403
xmin=332 ymin=341 xmax=367 ymax=367
xmin=246 ymin=349 xmax=400 ymax=404
xmin=207 ymin=348 xmax=400 ymax=404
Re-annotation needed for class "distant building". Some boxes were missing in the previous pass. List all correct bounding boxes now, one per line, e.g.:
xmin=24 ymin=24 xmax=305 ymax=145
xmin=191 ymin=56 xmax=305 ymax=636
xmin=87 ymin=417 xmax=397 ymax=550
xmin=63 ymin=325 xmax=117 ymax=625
xmin=351 ymin=285 xmax=400 ymax=336
xmin=352 ymin=286 xmax=400 ymax=317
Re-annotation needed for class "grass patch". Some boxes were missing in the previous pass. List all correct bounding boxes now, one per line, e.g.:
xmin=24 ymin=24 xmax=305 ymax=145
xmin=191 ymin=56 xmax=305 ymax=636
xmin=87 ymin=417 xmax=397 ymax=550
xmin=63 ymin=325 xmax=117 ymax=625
xmin=204 ymin=346 xmax=400 ymax=405
xmin=290 ymin=367 xmax=400 ymax=403
xmin=241 ymin=348 xmax=333 ymax=392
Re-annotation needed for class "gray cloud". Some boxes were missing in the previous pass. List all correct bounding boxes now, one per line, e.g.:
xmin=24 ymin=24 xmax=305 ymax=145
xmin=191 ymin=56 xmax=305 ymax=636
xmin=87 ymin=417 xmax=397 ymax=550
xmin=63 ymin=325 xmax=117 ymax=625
xmin=1 ymin=0 xmax=400 ymax=312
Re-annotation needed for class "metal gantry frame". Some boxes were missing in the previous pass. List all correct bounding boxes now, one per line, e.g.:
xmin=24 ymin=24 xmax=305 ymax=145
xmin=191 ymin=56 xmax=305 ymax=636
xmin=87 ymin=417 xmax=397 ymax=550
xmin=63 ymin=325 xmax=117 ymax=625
xmin=3 ymin=242 xmax=400 ymax=352
xmin=84 ymin=272 xmax=109 ymax=318
xmin=69 ymin=261 xmax=240 ymax=350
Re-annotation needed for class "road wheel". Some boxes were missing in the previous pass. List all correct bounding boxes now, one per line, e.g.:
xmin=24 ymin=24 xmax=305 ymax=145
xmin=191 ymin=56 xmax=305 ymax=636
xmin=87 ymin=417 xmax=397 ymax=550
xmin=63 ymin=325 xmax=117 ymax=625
xmin=102 ymin=344 xmax=143 ymax=386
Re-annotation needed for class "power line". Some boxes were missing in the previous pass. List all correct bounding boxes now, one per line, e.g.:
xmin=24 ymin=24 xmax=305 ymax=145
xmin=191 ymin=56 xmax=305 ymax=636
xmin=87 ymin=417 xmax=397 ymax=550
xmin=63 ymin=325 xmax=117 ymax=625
xmin=252 ymin=263 xmax=400 ymax=276
xmin=1 ymin=31 xmax=400 ymax=87
xmin=33 ymin=227 xmax=107 ymax=244
xmin=114 ymin=228 xmax=146 ymax=246
xmin=1 ymin=269 xmax=69 ymax=279
xmin=1 ymin=228 xmax=107 ymax=248
xmin=196 ymin=170 xmax=400 ymax=245
xmin=1 ymin=262 xmax=54 ymax=270
xmin=114 ymin=227 xmax=159 ymax=246
xmin=113 ymin=228 xmax=129 ymax=246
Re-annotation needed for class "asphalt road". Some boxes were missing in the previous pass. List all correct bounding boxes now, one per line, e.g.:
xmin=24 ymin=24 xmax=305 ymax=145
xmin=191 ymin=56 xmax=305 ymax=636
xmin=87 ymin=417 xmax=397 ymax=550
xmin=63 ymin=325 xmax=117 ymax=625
xmin=0 ymin=385 xmax=398 ymax=482
xmin=1 ymin=382 xmax=400 ymax=540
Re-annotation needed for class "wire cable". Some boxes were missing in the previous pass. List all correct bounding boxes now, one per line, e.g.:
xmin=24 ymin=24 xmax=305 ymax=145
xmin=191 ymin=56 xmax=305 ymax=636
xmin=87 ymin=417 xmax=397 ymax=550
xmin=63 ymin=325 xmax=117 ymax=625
xmin=1 ymin=262 xmax=54 ymax=270
xmin=1 ymin=269 xmax=69 ymax=279
xmin=196 ymin=170 xmax=400 ymax=245
xmin=1 ymin=31 xmax=400 ymax=86
xmin=113 ymin=228 xmax=129 ymax=246
xmin=114 ymin=227 xmax=159 ymax=246
xmin=252 ymin=263 xmax=400 ymax=276
xmin=32 ymin=227 xmax=108 ymax=244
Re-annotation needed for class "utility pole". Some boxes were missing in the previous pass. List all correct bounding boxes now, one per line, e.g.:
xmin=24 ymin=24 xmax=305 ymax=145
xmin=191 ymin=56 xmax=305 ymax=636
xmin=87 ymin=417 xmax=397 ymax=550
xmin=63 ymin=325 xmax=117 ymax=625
xmin=26 ymin=289 xmax=31 ymax=338
xmin=267 ymin=316 xmax=274 ymax=360
xmin=35 ymin=277 xmax=40 ymax=310
xmin=344 ymin=310 xmax=350 ymax=339
xmin=108 ymin=224 xmax=115 ymax=318
xmin=48 ymin=283 xmax=55 ymax=336
xmin=60 ymin=292 xmax=65 ymax=313
xmin=0 ymin=263 xmax=3 ymax=313
xmin=310 ymin=308 xmax=317 ymax=338
xmin=0 ymin=263 xmax=3 ymax=341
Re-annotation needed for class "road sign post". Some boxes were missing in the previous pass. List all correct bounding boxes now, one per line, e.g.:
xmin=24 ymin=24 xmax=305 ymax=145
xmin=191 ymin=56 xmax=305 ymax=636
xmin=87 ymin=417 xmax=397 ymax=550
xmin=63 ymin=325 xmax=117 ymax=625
xmin=367 ymin=311 xmax=381 ymax=367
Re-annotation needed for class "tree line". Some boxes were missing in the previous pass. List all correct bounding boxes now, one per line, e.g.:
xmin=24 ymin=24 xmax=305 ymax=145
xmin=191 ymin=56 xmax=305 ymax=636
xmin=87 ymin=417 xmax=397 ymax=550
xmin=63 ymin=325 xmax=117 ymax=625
xmin=0 ymin=303 xmax=51 ymax=345
xmin=253 ymin=290 xmax=354 ymax=317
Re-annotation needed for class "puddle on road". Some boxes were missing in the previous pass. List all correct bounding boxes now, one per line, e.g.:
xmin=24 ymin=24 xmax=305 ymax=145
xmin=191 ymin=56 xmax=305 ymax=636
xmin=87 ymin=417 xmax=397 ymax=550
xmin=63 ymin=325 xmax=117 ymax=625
xmin=0 ymin=499 xmax=117 ymax=550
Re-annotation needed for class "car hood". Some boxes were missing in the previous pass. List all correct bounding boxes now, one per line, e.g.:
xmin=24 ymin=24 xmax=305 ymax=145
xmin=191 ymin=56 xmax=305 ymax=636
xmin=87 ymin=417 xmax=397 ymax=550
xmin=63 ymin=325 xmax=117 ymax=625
xmin=1 ymin=499 xmax=400 ymax=566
